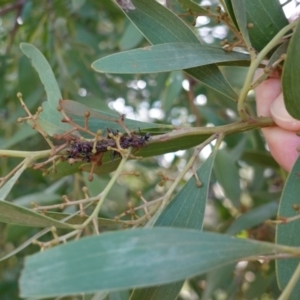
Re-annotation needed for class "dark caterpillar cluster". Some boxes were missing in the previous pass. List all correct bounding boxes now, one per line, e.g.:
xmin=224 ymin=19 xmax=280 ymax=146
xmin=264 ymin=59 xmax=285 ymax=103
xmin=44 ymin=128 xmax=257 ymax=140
xmin=67 ymin=131 xmax=150 ymax=163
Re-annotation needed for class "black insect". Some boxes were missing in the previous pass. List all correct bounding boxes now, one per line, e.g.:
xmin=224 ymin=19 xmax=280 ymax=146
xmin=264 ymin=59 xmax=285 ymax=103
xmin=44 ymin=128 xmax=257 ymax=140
xmin=120 ymin=132 xmax=151 ymax=149
xmin=141 ymin=132 xmax=151 ymax=143
xmin=66 ymin=132 xmax=151 ymax=163
xmin=67 ymin=141 xmax=93 ymax=162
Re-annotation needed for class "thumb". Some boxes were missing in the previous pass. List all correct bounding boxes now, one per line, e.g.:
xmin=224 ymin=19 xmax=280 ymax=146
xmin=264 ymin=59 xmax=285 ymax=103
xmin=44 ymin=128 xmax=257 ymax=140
xmin=270 ymin=94 xmax=300 ymax=131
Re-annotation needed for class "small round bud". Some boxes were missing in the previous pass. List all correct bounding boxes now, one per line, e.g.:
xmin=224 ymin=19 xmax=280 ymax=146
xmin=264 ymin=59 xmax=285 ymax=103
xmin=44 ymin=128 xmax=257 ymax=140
xmin=281 ymin=54 xmax=287 ymax=60
xmin=215 ymin=6 xmax=221 ymax=12
xmin=196 ymin=181 xmax=203 ymax=187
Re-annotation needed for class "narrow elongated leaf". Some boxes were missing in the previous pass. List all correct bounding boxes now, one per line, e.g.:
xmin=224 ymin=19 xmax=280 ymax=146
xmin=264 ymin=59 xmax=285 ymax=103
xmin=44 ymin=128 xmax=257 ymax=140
xmin=226 ymin=201 xmax=278 ymax=235
xmin=0 ymin=165 xmax=26 ymax=200
xmin=131 ymin=151 xmax=217 ymax=300
xmin=44 ymin=212 xmax=123 ymax=230
xmin=267 ymin=40 xmax=289 ymax=67
xmin=245 ymin=0 xmax=289 ymax=51
xmin=214 ymin=149 xmax=241 ymax=207
xmin=0 ymin=213 xmax=123 ymax=263
xmin=0 ymin=126 xmax=36 ymax=149
xmin=0 ymin=227 xmax=51 ymax=263
xmin=276 ymin=156 xmax=300 ymax=296
xmin=241 ymin=150 xmax=278 ymax=168
xmin=119 ymin=0 xmax=200 ymax=44
xmin=110 ymin=0 xmax=237 ymax=100
xmin=119 ymin=22 xmax=144 ymax=50
xmin=178 ymin=0 xmax=208 ymax=14
xmin=92 ymin=43 xmax=249 ymax=74
xmin=282 ymin=20 xmax=300 ymax=120
xmin=59 ymin=100 xmax=171 ymax=134
xmin=202 ymin=264 xmax=237 ymax=300
xmin=0 ymin=201 xmax=72 ymax=229
xmin=20 ymin=228 xmax=289 ymax=298
xmin=19 ymin=43 xmax=61 ymax=110
xmin=20 ymin=43 xmax=71 ymax=135
xmin=223 ymin=0 xmax=238 ymax=29
xmin=162 ymin=71 xmax=183 ymax=113
xmin=155 ymin=154 xmax=215 ymax=228
xmin=187 ymin=66 xmax=237 ymax=101
xmin=231 ymin=0 xmax=251 ymax=47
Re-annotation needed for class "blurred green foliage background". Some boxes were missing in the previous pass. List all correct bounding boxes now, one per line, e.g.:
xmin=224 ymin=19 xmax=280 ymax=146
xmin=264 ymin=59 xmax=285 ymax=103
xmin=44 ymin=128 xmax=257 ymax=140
xmin=0 ymin=0 xmax=298 ymax=299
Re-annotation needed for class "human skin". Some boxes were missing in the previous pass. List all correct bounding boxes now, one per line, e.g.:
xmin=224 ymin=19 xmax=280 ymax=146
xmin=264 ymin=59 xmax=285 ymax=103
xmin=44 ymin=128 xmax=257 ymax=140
xmin=255 ymin=71 xmax=300 ymax=171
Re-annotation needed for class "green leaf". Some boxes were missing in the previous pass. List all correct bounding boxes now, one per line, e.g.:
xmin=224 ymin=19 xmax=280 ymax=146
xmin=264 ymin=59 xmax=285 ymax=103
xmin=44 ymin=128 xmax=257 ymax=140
xmin=49 ymin=156 xmax=122 ymax=179
xmin=111 ymin=0 xmax=237 ymax=100
xmin=156 ymin=153 xmax=215 ymax=228
xmin=201 ymin=264 xmax=237 ymax=300
xmin=59 ymin=99 xmax=172 ymax=134
xmin=131 ymin=152 xmax=217 ymax=299
xmin=241 ymin=150 xmax=278 ymax=168
xmin=130 ymin=281 xmax=183 ymax=300
xmin=0 ymin=165 xmax=26 ymax=200
xmin=244 ymin=271 xmax=277 ymax=300
xmin=44 ymin=212 xmax=123 ymax=230
xmin=282 ymin=20 xmax=300 ymax=120
xmin=19 ymin=43 xmax=72 ymax=135
xmin=120 ymin=0 xmax=200 ymax=44
xmin=92 ymin=43 xmax=249 ymax=74
xmin=231 ymin=0 xmax=251 ymax=46
xmin=1 ymin=125 xmax=37 ymax=149
xmin=245 ymin=0 xmax=289 ymax=52
xmin=49 ymin=152 xmax=126 ymax=179
xmin=214 ymin=149 xmax=241 ymax=207
xmin=226 ymin=201 xmax=278 ymax=235
xmin=0 ymin=201 xmax=72 ymax=229
xmin=267 ymin=40 xmax=289 ymax=67
xmin=135 ymin=134 xmax=211 ymax=157
xmin=119 ymin=21 xmax=144 ymax=50
xmin=0 ymin=227 xmax=51 ymax=263
xmin=276 ymin=156 xmax=300 ymax=296
xmin=223 ymin=0 xmax=239 ymax=29
xmin=186 ymin=66 xmax=237 ymax=101
xmin=0 ymin=212 xmax=123 ymax=263
xmin=12 ymin=192 xmax=61 ymax=207
xmin=20 ymin=228 xmax=286 ymax=298
xmin=178 ymin=0 xmax=209 ymax=14
xmin=161 ymin=71 xmax=184 ymax=113
xmin=19 ymin=43 xmax=61 ymax=110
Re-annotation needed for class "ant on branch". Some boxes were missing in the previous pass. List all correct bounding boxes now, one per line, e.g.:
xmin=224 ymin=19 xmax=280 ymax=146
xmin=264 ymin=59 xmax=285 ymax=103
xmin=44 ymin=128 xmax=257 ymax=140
xmin=66 ymin=129 xmax=151 ymax=163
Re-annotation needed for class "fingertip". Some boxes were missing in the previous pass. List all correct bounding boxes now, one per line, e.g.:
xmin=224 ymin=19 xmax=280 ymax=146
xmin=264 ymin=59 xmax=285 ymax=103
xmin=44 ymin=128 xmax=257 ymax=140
xmin=262 ymin=127 xmax=300 ymax=172
xmin=255 ymin=77 xmax=282 ymax=117
xmin=270 ymin=94 xmax=300 ymax=131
